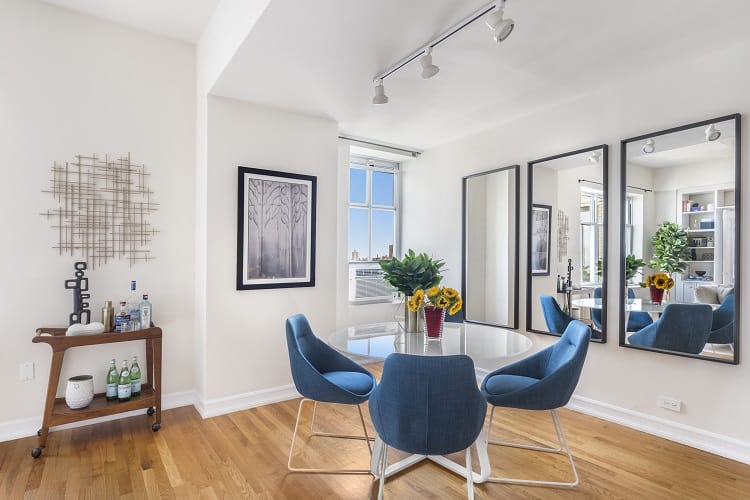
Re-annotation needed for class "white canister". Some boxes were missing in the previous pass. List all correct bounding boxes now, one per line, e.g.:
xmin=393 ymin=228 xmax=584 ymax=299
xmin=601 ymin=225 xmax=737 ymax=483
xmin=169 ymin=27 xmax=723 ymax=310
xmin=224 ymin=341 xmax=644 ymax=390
xmin=65 ymin=375 xmax=94 ymax=410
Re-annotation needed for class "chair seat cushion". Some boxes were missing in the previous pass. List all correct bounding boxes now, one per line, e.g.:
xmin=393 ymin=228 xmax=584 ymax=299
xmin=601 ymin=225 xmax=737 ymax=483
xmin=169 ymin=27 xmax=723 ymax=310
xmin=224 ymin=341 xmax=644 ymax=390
xmin=483 ymin=374 xmax=539 ymax=397
xmin=322 ymin=371 xmax=373 ymax=396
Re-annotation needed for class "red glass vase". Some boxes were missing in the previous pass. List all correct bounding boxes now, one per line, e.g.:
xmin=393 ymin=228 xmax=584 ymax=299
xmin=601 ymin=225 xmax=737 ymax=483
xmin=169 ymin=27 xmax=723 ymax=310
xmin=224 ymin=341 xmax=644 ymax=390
xmin=423 ymin=306 xmax=446 ymax=340
xmin=649 ymin=285 xmax=664 ymax=304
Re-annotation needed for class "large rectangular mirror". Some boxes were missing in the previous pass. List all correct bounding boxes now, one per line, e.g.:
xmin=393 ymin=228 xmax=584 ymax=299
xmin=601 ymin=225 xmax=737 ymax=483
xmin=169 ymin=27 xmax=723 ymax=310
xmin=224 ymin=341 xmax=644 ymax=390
xmin=527 ymin=145 xmax=609 ymax=343
xmin=462 ymin=165 xmax=519 ymax=329
xmin=620 ymin=114 xmax=740 ymax=363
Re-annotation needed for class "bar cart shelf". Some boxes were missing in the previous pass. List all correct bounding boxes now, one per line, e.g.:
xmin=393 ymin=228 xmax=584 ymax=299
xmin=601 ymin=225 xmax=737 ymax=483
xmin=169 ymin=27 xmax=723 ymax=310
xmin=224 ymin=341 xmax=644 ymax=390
xmin=31 ymin=326 xmax=162 ymax=458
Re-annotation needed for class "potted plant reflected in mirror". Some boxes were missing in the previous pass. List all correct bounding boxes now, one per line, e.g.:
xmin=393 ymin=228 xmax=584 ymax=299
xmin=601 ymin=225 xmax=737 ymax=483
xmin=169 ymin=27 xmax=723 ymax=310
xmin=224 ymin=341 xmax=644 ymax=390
xmin=641 ymin=273 xmax=675 ymax=304
xmin=407 ymin=286 xmax=463 ymax=341
xmin=625 ymin=254 xmax=645 ymax=304
xmin=648 ymin=221 xmax=689 ymax=302
xmin=380 ymin=250 xmax=445 ymax=333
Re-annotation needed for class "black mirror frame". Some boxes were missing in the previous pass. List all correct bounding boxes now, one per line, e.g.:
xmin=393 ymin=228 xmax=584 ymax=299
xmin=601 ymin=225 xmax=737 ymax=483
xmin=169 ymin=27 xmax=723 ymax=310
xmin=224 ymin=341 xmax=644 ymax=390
xmin=619 ymin=113 xmax=741 ymax=364
xmin=461 ymin=164 xmax=520 ymax=330
xmin=526 ymin=144 xmax=609 ymax=343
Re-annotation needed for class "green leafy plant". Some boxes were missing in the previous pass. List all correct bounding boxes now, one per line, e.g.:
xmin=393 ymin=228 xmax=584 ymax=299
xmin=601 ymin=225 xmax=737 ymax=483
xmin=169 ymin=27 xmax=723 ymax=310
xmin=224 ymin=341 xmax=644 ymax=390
xmin=649 ymin=221 xmax=690 ymax=275
xmin=379 ymin=249 xmax=444 ymax=296
xmin=625 ymin=254 xmax=645 ymax=281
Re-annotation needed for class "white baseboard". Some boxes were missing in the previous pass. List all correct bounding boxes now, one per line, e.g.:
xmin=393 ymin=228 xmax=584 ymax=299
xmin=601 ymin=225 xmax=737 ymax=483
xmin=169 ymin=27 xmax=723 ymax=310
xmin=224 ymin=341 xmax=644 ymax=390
xmin=196 ymin=384 xmax=299 ymax=419
xmin=0 ymin=390 xmax=196 ymax=443
xmin=567 ymin=394 xmax=750 ymax=465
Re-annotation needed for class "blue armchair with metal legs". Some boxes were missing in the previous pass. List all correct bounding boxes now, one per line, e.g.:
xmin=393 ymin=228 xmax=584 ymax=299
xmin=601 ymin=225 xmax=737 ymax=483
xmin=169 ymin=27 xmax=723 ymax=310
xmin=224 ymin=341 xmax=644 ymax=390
xmin=285 ymin=314 xmax=376 ymax=474
xmin=540 ymin=295 xmax=574 ymax=334
xmin=591 ymin=287 xmax=651 ymax=333
xmin=707 ymin=293 xmax=734 ymax=346
xmin=627 ymin=304 xmax=713 ymax=354
xmin=369 ymin=354 xmax=487 ymax=499
xmin=480 ymin=320 xmax=591 ymax=487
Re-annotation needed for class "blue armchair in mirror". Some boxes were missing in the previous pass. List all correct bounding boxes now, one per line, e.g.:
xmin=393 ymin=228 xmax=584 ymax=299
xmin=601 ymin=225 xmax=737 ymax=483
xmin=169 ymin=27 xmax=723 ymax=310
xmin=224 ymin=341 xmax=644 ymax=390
xmin=707 ymin=293 xmax=735 ymax=345
xmin=540 ymin=295 xmax=601 ymax=340
xmin=594 ymin=288 xmax=653 ymax=332
xmin=627 ymin=304 xmax=713 ymax=354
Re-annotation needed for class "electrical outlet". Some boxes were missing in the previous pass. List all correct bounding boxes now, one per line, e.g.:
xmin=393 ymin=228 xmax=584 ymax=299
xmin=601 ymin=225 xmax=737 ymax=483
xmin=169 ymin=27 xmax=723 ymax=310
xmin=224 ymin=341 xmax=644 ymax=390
xmin=19 ymin=362 xmax=34 ymax=382
xmin=658 ymin=396 xmax=682 ymax=412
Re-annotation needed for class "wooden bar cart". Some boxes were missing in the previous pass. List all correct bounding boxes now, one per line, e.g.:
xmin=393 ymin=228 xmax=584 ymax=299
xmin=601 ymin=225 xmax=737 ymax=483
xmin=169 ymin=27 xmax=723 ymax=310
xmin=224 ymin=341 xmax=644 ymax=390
xmin=31 ymin=326 xmax=162 ymax=458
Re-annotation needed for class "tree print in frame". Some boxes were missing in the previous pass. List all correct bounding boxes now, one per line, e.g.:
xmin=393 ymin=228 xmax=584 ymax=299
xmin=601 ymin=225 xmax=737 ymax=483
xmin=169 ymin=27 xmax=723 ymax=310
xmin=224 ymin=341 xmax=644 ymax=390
xmin=531 ymin=204 xmax=551 ymax=276
xmin=237 ymin=167 xmax=317 ymax=290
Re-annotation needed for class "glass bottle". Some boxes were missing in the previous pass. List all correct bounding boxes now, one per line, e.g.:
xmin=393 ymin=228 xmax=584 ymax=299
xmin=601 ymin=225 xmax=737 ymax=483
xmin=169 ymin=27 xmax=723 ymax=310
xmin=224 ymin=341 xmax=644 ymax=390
xmin=117 ymin=360 xmax=131 ymax=402
xmin=115 ymin=301 xmax=130 ymax=332
xmin=106 ymin=359 xmax=118 ymax=401
xmin=127 ymin=281 xmax=140 ymax=326
xmin=130 ymin=356 xmax=142 ymax=396
xmin=140 ymin=294 xmax=152 ymax=328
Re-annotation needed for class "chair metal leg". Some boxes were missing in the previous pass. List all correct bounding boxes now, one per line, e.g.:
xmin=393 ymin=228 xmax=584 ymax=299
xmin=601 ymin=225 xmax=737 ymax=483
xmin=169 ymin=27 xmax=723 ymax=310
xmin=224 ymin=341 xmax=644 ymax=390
xmin=287 ymin=399 xmax=373 ymax=474
xmin=486 ymin=405 xmax=562 ymax=453
xmin=310 ymin=401 xmax=374 ymax=449
xmin=485 ymin=408 xmax=579 ymax=488
xmin=378 ymin=443 xmax=388 ymax=500
xmin=466 ymin=446 xmax=474 ymax=500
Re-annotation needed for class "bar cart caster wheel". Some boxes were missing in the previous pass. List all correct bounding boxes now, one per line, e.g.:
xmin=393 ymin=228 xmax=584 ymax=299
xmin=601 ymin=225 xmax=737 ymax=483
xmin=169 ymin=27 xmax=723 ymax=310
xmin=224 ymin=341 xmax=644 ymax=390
xmin=31 ymin=447 xmax=43 ymax=458
xmin=37 ymin=429 xmax=42 ymax=437
xmin=147 ymin=407 xmax=155 ymax=416
xmin=152 ymin=423 xmax=161 ymax=432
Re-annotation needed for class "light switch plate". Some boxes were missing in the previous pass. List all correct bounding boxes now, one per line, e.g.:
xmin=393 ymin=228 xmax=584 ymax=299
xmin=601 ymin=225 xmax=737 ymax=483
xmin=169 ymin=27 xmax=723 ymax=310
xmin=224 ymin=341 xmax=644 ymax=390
xmin=19 ymin=362 xmax=34 ymax=382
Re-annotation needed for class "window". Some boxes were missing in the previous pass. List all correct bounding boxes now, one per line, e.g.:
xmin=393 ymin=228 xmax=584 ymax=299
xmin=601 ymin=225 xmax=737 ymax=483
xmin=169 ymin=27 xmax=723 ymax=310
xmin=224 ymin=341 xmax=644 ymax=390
xmin=348 ymin=157 xmax=399 ymax=302
xmin=624 ymin=195 xmax=635 ymax=257
xmin=580 ymin=189 xmax=604 ymax=284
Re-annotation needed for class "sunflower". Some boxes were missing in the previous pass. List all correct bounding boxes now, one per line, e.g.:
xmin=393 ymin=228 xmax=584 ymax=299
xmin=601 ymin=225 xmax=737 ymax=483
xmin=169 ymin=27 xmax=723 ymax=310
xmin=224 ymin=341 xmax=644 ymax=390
xmin=654 ymin=276 xmax=667 ymax=290
xmin=427 ymin=286 xmax=440 ymax=298
xmin=665 ymin=278 xmax=675 ymax=290
xmin=444 ymin=287 xmax=458 ymax=299
xmin=436 ymin=296 xmax=450 ymax=309
xmin=408 ymin=289 xmax=425 ymax=311
xmin=449 ymin=299 xmax=463 ymax=316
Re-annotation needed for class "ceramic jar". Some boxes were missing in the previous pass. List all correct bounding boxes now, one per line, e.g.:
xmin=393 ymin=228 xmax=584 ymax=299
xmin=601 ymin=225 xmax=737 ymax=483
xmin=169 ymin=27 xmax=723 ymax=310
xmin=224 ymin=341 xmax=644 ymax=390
xmin=65 ymin=375 xmax=94 ymax=410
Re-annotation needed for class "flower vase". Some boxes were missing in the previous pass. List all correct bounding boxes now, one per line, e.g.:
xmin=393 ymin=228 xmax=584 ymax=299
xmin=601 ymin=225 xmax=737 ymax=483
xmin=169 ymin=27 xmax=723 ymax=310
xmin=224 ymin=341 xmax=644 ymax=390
xmin=404 ymin=296 xmax=423 ymax=333
xmin=423 ymin=306 xmax=445 ymax=341
xmin=649 ymin=285 xmax=664 ymax=304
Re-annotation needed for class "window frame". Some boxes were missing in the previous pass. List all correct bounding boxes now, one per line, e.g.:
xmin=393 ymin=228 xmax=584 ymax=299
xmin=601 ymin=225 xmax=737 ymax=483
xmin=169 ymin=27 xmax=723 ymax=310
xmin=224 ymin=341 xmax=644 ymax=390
xmin=579 ymin=188 xmax=605 ymax=285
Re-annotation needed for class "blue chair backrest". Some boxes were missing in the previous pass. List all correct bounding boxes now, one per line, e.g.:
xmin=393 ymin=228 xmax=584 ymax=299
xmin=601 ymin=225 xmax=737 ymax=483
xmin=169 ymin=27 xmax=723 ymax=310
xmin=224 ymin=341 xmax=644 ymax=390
xmin=708 ymin=294 xmax=735 ymax=344
xmin=541 ymin=321 xmax=591 ymax=407
xmin=540 ymin=295 xmax=573 ymax=334
xmin=592 ymin=287 xmax=603 ymax=329
xmin=369 ymin=354 xmax=486 ymax=456
xmin=445 ymin=308 xmax=464 ymax=323
xmin=650 ymin=304 xmax=713 ymax=353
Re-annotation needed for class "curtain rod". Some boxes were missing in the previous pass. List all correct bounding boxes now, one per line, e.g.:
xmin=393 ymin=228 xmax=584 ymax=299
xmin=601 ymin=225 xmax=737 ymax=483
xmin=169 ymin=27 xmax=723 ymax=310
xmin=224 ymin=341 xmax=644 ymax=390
xmin=339 ymin=135 xmax=422 ymax=158
xmin=577 ymin=179 xmax=653 ymax=193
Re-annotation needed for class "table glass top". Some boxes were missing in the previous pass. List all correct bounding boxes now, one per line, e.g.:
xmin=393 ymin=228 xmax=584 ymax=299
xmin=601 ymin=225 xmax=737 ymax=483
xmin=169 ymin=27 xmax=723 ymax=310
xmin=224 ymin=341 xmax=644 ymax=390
xmin=572 ymin=297 xmax=717 ymax=313
xmin=328 ymin=322 xmax=533 ymax=373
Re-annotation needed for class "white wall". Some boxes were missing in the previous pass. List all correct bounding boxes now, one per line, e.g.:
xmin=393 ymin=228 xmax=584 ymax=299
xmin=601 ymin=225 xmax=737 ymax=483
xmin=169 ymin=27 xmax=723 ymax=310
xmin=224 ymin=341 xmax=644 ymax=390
xmin=402 ymin=38 xmax=750 ymax=444
xmin=203 ymin=95 xmax=338 ymax=400
xmin=0 ymin=0 xmax=196 ymax=423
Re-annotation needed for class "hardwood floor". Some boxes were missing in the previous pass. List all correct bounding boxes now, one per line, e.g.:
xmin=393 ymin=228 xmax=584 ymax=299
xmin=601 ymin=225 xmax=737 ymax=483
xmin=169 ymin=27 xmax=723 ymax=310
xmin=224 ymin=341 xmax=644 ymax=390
xmin=3 ymin=371 xmax=750 ymax=499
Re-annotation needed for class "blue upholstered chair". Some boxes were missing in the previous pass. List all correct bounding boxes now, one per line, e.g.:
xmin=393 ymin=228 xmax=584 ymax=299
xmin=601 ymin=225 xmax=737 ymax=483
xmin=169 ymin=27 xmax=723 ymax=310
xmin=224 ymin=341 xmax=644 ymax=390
xmin=627 ymin=304 xmax=713 ymax=354
xmin=480 ymin=320 xmax=591 ymax=487
xmin=369 ymin=354 xmax=487 ymax=499
xmin=625 ymin=288 xmax=654 ymax=331
xmin=707 ymin=293 xmax=735 ymax=346
xmin=445 ymin=308 xmax=464 ymax=323
xmin=285 ymin=314 xmax=376 ymax=474
xmin=540 ymin=295 xmax=574 ymax=334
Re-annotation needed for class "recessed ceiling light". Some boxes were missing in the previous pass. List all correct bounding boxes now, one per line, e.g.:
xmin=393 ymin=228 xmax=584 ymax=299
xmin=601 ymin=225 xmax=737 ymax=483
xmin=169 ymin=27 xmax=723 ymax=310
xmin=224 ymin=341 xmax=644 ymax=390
xmin=642 ymin=138 xmax=656 ymax=154
xmin=372 ymin=79 xmax=388 ymax=105
xmin=486 ymin=0 xmax=515 ymax=43
xmin=705 ymin=124 xmax=721 ymax=142
xmin=419 ymin=47 xmax=440 ymax=79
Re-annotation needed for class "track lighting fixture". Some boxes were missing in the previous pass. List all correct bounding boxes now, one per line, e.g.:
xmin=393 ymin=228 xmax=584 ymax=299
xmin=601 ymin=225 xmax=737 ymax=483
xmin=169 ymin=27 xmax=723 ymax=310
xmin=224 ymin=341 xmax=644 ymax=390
xmin=372 ymin=79 xmax=388 ymax=105
xmin=705 ymin=124 xmax=721 ymax=142
xmin=642 ymin=138 xmax=656 ymax=154
xmin=486 ymin=0 xmax=515 ymax=43
xmin=587 ymin=151 xmax=602 ymax=164
xmin=371 ymin=1 xmax=517 ymax=104
xmin=419 ymin=47 xmax=440 ymax=79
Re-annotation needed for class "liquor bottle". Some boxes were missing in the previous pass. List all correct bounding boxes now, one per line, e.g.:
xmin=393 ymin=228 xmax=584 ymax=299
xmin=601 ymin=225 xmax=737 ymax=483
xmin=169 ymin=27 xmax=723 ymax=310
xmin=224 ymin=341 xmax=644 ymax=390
xmin=140 ymin=294 xmax=152 ymax=328
xmin=130 ymin=356 xmax=142 ymax=396
xmin=102 ymin=300 xmax=114 ymax=333
xmin=117 ymin=360 xmax=131 ymax=402
xmin=127 ymin=281 xmax=140 ymax=327
xmin=115 ymin=301 xmax=130 ymax=332
xmin=106 ymin=359 xmax=118 ymax=401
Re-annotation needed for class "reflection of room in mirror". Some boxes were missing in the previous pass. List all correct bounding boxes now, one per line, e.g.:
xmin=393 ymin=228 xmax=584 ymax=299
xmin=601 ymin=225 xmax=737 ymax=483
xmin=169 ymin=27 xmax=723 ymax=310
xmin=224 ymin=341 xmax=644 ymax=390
xmin=528 ymin=146 xmax=607 ymax=342
xmin=621 ymin=115 xmax=738 ymax=362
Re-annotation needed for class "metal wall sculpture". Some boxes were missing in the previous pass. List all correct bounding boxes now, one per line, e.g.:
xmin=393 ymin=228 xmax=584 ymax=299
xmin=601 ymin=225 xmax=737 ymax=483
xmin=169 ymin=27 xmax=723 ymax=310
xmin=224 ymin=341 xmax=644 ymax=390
xmin=41 ymin=154 xmax=158 ymax=268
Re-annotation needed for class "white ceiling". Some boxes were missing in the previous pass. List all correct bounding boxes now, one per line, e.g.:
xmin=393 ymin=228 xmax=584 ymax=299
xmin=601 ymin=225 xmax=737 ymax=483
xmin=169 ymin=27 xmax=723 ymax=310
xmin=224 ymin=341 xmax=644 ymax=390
xmin=40 ymin=0 xmax=219 ymax=43
xmin=212 ymin=0 xmax=750 ymax=149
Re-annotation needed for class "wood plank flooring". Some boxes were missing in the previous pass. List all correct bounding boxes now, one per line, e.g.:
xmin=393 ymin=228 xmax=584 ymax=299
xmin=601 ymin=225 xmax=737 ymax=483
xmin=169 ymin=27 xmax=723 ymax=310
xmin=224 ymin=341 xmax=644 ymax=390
xmin=2 ymin=365 xmax=749 ymax=499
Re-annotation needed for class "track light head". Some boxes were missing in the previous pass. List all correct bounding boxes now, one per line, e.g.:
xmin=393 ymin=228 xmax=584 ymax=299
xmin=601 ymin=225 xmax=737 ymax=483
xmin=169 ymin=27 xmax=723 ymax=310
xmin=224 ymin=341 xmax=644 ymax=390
xmin=587 ymin=151 xmax=602 ymax=164
xmin=642 ymin=138 xmax=656 ymax=154
xmin=486 ymin=1 xmax=515 ymax=43
xmin=705 ymin=124 xmax=721 ymax=142
xmin=372 ymin=79 xmax=388 ymax=105
xmin=419 ymin=47 xmax=440 ymax=79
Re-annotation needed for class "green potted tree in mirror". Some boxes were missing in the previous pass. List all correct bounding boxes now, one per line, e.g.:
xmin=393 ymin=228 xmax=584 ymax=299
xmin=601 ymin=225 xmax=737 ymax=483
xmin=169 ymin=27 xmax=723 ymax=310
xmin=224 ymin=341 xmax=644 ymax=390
xmin=647 ymin=221 xmax=689 ymax=303
xmin=408 ymin=286 xmax=463 ymax=340
xmin=380 ymin=250 xmax=445 ymax=332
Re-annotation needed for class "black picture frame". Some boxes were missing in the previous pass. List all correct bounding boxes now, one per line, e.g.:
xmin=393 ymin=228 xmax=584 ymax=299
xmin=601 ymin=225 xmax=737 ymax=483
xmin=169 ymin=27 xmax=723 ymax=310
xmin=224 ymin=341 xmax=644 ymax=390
xmin=619 ymin=114 xmax=740 ymax=364
xmin=530 ymin=204 xmax=552 ymax=276
xmin=236 ymin=166 xmax=317 ymax=290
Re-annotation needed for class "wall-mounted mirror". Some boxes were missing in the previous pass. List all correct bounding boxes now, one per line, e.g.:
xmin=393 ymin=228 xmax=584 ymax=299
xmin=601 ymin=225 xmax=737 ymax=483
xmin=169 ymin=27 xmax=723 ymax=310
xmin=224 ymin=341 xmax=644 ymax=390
xmin=462 ymin=165 xmax=519 ymax=329
xmin=527 ymin=145 xmax=609 ymax=343
xmin=620 ymin=114 xmax=740 ymax=364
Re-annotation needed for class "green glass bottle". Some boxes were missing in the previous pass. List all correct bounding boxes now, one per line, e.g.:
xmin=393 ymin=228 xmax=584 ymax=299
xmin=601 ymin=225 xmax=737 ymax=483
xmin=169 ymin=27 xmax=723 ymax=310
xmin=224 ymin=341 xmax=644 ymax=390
xmin=117 ymin=360 xmax=131 ymax=402
xmin=130 ymin=356 xmax=142 ymax=396
xmin=106 ymin=359 xmax=118 ymax=401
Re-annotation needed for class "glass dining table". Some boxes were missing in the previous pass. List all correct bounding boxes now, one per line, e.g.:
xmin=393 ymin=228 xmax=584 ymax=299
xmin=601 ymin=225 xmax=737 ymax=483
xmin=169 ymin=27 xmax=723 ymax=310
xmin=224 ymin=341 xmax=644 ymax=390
xmin=327 ymin=321 xmax=534 ymax=483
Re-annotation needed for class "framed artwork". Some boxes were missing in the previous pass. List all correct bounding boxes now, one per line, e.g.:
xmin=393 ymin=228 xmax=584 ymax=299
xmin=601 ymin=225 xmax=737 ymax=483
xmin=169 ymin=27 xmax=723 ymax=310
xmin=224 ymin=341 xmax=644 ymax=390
xmin=531 ymin=204 xmax=551 ymax=276
xmin=236 ymin=167 xmax=317 ymax=290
